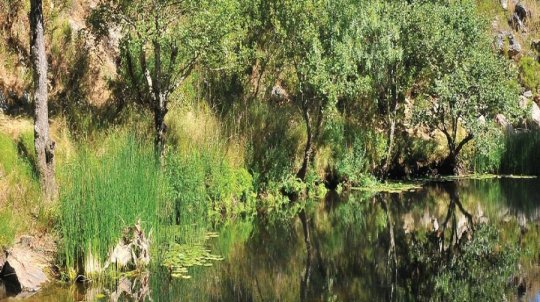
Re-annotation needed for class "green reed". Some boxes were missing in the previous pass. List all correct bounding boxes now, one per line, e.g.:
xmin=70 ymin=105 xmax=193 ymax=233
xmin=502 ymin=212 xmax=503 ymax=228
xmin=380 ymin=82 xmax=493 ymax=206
xmin=59 ymin=133 xmax=166 ymax=276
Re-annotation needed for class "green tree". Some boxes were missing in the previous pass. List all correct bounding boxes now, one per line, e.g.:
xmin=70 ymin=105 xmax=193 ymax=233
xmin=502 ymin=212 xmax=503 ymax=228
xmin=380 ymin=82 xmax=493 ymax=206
xmin=358 ymin=1 xmax=417 ymax=178
xmin=266 ymin=0 xmax=368 ymax=181
xmin=88 ymin=0 xmax=244 ymax=157
xmin=411 ymin=1 xmax=519 ymax=174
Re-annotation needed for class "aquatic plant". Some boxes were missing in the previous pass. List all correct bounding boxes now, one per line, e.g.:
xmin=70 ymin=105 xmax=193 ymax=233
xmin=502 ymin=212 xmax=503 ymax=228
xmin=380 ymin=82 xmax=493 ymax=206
xmin=59 ymin=133 xmax=165 ymax=277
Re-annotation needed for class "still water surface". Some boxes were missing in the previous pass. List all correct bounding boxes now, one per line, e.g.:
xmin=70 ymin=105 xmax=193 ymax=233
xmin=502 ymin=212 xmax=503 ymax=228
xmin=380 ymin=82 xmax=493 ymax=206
xmin=12 ymin=178 xmax=540 ymax=301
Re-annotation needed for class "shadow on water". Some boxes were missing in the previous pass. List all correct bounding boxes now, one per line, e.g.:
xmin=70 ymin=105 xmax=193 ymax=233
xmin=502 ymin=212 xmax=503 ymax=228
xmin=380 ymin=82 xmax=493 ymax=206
xmin=17 ymin=178 xmax=540 ymax=301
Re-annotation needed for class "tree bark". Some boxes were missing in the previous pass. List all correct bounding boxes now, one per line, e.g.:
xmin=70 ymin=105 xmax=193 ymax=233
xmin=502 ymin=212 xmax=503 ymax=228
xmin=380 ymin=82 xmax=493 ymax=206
xmin=297 ymin=103 xmax=313 ymax=181
xmin=440 ymin=132 xmax=474 ymax=175
xmin=382 ymin=114 xmax=396 ymax=178
xmin=30 ymin=0 xmax=56 ymax=201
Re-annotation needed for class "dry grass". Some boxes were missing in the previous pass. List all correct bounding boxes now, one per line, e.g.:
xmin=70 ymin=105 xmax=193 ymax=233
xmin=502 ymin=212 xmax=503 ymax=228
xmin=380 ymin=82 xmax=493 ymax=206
xmin=167 ymin=101 xmax=247 ymax=169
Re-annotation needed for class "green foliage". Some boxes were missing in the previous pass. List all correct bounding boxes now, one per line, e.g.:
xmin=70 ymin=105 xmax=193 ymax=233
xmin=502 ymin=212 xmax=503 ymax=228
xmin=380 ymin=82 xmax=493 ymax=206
xmin=334 ymin=138 xmax=369 ymax=185
xmin=0 ymin=132 xmax=41 ymax=246
xmin=409 ymin=0 xmax=520 ymax=170
xmin=433 ymin=225 xmax=518 ymax=301
xmin=407 ymin=224 xmax=518 ymax=301
xmin=162 ymin=235 xmax=224 ymax=279
xmin=59 ymin=133 xmax=166 ymax=275
xmin=166 ymin=149 xmax=256 ymax=233
xmin=519 ymin=56 xmax=540 ymax=93
xmin=468 ymin=124 xmax=505 ymax=174
xmin=0 ymin=209 xmax=16 ymax=248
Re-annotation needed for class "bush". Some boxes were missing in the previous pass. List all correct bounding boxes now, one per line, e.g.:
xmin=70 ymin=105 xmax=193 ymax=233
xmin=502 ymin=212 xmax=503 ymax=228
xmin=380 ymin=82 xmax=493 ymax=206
xmin=166 ymin=149 xmax=256 ymax=232
xmin=469 ymin=125 xmax=505 ymax=174
xmin=519 ymin=56 xmax=540 ymax=93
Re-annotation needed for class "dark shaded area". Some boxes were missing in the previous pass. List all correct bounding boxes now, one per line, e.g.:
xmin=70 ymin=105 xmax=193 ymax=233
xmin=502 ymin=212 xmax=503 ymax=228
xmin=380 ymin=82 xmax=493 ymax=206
xmin=0 ymin=261 xmax=22 ymax=297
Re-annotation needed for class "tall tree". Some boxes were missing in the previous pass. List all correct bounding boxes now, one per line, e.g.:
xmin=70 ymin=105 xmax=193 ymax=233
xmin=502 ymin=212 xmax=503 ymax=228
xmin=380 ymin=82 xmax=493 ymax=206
xmin=30 ymin=0 xmax=56 ymax=200
xmin=267 ymin=0 xmax=368 ymax=181
xmin=359 ymin=1 xmax=415 ymax=178
xmin=411 ymin=1 xmax=520 ymax=174
xmin=89 ymin=0 xmax=243 ymax=158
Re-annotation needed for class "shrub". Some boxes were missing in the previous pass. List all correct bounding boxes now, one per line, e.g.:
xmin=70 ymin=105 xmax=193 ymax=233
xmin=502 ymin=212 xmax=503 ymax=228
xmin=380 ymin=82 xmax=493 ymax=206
xmin=519 ymin=56 xmax=540 ymax=93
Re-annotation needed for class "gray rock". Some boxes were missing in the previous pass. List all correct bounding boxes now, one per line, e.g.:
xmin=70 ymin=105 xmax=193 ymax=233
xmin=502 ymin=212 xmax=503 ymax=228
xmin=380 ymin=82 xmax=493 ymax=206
xmin=523 ymin=90 xmax=533 ymax=98
xmin=271 ymin=84 xmax=290 ymax=103
xmin=495 ymin=113 xmax=514 ymax=132
xmin=0 ymin=91 xmax=6 ymax=113
xmin=501 ymin=0 xmax=508 ymax=10
xmin=519 ymin=95 xmax=529 ymax=108
xmin=512 ymin=3 xmax=530 ymax=31
xmin=508 ymin=35 xmax=522 ymax=57
xmin=494 ymin=34 xmax=505 ymax=53
xmin=5 ymin=247 xmax=48 ymax=292
xmin=532 ymin=102 xmax=540 ymax=127
xmin=512 ymin=13 xmax=524 ymax=31
xmin=515 ymin=3 xmax=529 ymax=22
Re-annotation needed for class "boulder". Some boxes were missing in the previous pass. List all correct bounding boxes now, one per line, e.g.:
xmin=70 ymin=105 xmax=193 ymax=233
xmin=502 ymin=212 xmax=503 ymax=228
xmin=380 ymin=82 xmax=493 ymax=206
xmin=523 ymin=90 xmax=533 ymax=98
xmin=508 ymin=35 xmax=522 ymax=58
xmin=512 ymin=3 xmax=530 ymax=31
xmin=532 ymin=102 xmax=540 ymax=127
xmin=4 ymin=246 xmax=48 ymax=292
xmin=501 ymin=0 xmax=508 ymax=10
xmin=495 ymin=113 xmax=513 ymax=132
xmin=494 ymin=34 xmax=505 ymax=53
xmin=515 ymin=3 xmax=529 ymax=22
xmin=270 ymin=84 xmax=290 ymax=103
xmin=0 ymin=90 xmax=6 ymax=113
xmin=0 ymin=235 xmax=54 ymax=295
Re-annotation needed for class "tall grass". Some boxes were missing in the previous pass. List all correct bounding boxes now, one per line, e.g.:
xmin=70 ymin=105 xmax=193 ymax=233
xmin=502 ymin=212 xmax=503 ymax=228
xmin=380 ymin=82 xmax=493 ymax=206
xmin=0 ymin=131 xmax=41 ymax=247
xmin=59 ymin=133 xmax=166 ymax=275
xmin=501 ymin=131 xmax=540 ymax=175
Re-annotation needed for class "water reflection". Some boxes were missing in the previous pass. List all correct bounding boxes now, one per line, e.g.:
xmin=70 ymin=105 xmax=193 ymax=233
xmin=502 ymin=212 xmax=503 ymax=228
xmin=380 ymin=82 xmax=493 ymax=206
xmin=16 ymin=178 xmax=540 ymax=301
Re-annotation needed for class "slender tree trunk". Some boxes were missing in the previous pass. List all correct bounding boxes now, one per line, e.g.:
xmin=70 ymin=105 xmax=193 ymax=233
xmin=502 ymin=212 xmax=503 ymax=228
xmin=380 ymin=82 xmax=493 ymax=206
xmin=297 ymin=105 xmax=313 ymax=181
xmin=154 ymin=96 xmax=167 ymax=159
xmin=382 ymin=114 xmax=396 ymax=178
xmin=152 ymin=10 xmax=167 ymax=160
xmin=30 ymin=0 xmax=56 ymax=201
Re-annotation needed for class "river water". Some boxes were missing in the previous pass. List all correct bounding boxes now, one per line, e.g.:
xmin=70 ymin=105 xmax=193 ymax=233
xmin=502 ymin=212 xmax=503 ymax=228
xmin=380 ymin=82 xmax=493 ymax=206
xmin=9 ymin=178 xmax=540 ymax=301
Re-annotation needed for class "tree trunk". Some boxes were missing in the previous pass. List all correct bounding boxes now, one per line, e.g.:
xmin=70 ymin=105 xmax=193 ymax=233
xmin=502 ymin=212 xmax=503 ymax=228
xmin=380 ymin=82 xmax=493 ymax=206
xmin=440 ymin=152 xmax=457 ymax=175
xmin=382 ymin=115 xmax=396 ymax=178
xmin=440 ymin=133 xmax=473 ymax=175
xmin=30 ymin=0 xmax=56 ymax=201
xmin=297 ymin=106 xmax=313 ymax=181
xmin=154 ymin=97 xmax=167 ymax=159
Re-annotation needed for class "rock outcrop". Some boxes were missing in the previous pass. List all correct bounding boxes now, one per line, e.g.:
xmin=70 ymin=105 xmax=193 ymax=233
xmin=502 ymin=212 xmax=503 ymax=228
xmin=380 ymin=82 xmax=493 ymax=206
xmin=0 ymin=235 xmax=55 ymax=297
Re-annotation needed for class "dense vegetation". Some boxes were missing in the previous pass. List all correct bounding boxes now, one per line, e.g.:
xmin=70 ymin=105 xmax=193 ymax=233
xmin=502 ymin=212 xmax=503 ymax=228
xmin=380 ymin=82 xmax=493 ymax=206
xmin=0 ymin=0 xmax=540 ymax=299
